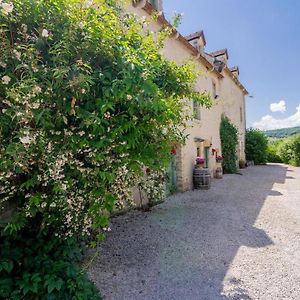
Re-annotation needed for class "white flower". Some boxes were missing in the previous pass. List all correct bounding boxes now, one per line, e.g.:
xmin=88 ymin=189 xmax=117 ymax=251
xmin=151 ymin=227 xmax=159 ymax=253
xmin=84 ymin=0 xmax=93 ymax=8
xmin=13 ymin=50 xmax=21 ymax=60
xmin=42 ymin=29 xmax=49 ymax=38
xmin=41 ymin=202 xmax=47 ymax=208
xmin=0 ymin=61 xmax=7 ymax=68
xmin=127 ymin=95 xmax=133 ymax=100
xmin=19 ymin=135 xmax=31 ymax=144
xmin=1 ymin=75 xmax=11 ymax=85
xmin=1 ymin=2 xmax=13 ymax=15
xmin=81 ymin=88 xmax=86 ymax=94
xmin=19 ymin=131 xmax=35 ymax=145
xmin=50 ymin=202 xmax=56 ymax=208
xmin=31 ymin=102 xmax=40 ymax=109
xmin=32 ymin=85 xmax=42 ymax=94
xmin=21 ymin=23 xmax=27 ymax=33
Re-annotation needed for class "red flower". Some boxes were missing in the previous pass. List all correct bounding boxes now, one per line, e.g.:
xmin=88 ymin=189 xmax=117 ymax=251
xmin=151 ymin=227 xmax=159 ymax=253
xmin=196 ymin=157 xmax=205 ymax=163
xmin=170 ymin=147 xmax=177 ymax=155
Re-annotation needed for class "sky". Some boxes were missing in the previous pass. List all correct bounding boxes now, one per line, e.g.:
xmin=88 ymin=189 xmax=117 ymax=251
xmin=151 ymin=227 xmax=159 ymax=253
xmin=163 ymin=0 xmax=300 ymax=130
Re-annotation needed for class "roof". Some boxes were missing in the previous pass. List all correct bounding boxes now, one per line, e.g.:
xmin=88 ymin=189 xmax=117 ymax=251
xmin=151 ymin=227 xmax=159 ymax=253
xmin=137 ymin=1 xmax=248 ymax=94
xmin=185 ymin=31 xmax=206 ymax=46
xmin=210 ymin=48 xmax=229 ymax=60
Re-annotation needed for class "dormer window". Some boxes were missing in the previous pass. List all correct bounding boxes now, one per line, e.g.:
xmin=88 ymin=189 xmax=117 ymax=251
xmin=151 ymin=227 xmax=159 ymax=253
xmin=210 ymin=49 xmax=229 ymax=65
xmin=148 ymin=0 xmax=163 ymax=11
xmin=185 ymin=31 xmax=206 ymax=54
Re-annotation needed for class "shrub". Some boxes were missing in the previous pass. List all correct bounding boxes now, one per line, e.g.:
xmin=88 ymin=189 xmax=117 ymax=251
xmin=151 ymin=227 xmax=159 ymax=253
xmin=220 ymin=116 xmax=238 ymax=173
xmin=266 ymin=139 xmax=283 ymax=163
xmin=0 ymin=0 xmax=211 ymax=298
xmin=278 ymin=135 xmax=300 ymax=166
xmin=0 ymin=234 xmax=100 ymax=299
xmin=245 ymin=128 xmax=268 ymax=165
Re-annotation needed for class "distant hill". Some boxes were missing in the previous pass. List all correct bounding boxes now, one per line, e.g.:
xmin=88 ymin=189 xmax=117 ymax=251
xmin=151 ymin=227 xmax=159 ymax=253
xmin=264 ymin=126 xmax=300 ymax=138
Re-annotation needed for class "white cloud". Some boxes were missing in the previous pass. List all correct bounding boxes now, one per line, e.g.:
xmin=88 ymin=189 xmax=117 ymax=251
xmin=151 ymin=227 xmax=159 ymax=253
xmin=253 ymin=104 xmax=300 ymax=130
xmin=270 ymin=100 xmax=286 ymax=113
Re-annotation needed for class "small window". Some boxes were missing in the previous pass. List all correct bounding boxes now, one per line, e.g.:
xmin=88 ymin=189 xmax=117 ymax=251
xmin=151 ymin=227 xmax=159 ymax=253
xmin=240 ymin=107 xmax=243 ymax=122
xmin=193 ymin=100 xmax=201 ymax=120
xmin=212 ymin=81 xmax=217 ymax=99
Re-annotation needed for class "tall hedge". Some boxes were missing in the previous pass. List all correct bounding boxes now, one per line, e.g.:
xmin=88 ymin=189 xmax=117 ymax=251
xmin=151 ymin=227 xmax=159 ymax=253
xmin=245 ymin=128 xmax=268 ymax=165
xmin=0 ymin=0 xmax=211 ymax=298
xmin=220 ymin=115 xmax=238 ymax=173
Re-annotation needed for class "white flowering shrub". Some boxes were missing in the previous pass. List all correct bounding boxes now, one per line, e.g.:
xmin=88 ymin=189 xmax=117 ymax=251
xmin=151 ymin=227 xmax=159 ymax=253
xmin=0 ymin=0 xmax=211 ymax=298
xmin=139 ymin=169 xmax=166 ymax=205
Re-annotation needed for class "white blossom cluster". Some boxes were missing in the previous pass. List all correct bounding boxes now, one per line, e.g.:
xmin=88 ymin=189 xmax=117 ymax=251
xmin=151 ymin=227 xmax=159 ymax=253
xmin=109 ymin=165 xmax=137 ymax=210
xmin=138 ymin=169 xmax=166 ymax=204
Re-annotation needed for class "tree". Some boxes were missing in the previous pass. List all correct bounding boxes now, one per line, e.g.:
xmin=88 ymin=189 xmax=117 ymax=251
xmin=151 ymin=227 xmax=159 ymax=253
xmin=220 ymin=115 xmax=238 ymax=173
xmin=0 ymin=0 xmax=211 ymax=298
xmin=245 ymin=128 xmax=268 ymax=164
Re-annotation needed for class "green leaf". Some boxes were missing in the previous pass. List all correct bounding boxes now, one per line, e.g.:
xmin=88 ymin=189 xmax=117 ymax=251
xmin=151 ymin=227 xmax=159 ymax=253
xmin=0 ymin=260 xmax=13 ymax=273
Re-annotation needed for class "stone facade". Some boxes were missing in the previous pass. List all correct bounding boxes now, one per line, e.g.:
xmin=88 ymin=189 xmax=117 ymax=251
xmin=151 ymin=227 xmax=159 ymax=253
xmin=129 ymin=0 xmax=248 ymax=193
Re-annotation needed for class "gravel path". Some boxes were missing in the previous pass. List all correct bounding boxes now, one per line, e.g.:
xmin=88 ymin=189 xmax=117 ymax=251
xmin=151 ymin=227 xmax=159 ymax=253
xmin=89 ymin=164 xmax=300 ymax=300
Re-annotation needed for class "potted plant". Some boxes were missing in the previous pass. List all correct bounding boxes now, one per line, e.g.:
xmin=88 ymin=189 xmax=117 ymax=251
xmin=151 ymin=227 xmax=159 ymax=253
xmin=216 ymin=155 xmax=224 ymax=163
xmin=195 ymin=157 xmax=206 ymax=169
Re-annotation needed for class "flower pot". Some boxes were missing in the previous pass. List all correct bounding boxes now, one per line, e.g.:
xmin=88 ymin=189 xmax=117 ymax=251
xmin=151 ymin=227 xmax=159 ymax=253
xmin=195 ymin=162 xmax=205 ymax=169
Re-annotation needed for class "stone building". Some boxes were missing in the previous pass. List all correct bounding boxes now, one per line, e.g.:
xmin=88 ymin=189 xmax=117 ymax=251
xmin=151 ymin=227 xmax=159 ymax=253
xmin=130 ymin=0 xmax=248 ymax=193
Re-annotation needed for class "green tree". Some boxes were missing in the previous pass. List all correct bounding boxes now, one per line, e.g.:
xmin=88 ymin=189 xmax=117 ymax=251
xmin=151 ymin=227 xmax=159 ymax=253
xmin=220 ymin=115 xmax=238 ymax=173
xmin=0 ymin=0 xmax=211 ymax=298
xmin=245 ymin=128 xmax=268 ymax=165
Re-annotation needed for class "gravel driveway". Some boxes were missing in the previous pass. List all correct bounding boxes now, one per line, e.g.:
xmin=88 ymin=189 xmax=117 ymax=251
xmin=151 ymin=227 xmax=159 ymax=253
xmin=89 ymin=164 xmax=300 ymax=300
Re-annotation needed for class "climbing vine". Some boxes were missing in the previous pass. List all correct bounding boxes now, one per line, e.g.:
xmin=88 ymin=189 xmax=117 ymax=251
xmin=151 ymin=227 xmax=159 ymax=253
xmin=220 ymin=115 xmax=238 ymax=173
xmin=0 ymin=0 xmax=211 ymax=298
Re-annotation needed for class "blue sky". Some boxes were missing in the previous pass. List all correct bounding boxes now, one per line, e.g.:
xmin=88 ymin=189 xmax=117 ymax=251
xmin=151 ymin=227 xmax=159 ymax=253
xmin=163 ymin=0 xmax=300 ymax=130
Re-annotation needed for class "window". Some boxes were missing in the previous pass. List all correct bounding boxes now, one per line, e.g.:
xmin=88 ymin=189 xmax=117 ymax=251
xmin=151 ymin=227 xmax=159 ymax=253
xmin=212 ymin=81 xmax=217 ymax=99
xmin=240 ymin=107 xmax=243 ymax=123
xmin=193 ymin=100 xmax=201 ymax=120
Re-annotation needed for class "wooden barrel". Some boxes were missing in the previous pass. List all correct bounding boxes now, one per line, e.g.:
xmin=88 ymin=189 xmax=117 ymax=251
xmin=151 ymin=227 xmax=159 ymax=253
xmin=193 ymin=168 xmax=211 ymax=190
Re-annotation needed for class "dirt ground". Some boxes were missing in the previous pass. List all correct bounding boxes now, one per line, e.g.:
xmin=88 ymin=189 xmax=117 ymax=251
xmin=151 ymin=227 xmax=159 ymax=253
xmin=89 ymin=164 xmax=300 ymax=300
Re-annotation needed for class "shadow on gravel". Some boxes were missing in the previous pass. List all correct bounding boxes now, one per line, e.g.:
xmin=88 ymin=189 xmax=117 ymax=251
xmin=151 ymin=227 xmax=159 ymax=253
xmin=89 ymin=164 xmax=289 ymax=300
xmin=268 ymin=190 xmax=283 ymax=196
